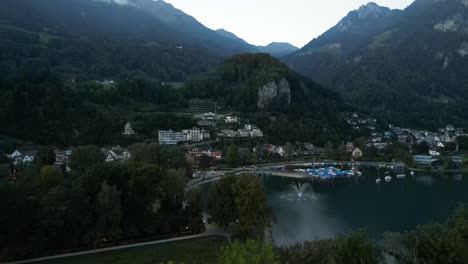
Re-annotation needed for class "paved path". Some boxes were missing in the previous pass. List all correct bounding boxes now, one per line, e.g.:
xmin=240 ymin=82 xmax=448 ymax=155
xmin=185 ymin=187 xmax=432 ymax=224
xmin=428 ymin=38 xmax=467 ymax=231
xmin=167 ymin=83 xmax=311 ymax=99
xmin=8 ymin=231 xmax=229 ymax=264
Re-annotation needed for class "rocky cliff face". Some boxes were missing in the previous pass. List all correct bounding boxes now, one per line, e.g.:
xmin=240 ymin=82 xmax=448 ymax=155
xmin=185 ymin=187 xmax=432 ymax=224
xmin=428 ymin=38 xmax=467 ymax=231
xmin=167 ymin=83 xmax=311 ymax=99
xmin=257 ymin=78 xmax=291 ymax=109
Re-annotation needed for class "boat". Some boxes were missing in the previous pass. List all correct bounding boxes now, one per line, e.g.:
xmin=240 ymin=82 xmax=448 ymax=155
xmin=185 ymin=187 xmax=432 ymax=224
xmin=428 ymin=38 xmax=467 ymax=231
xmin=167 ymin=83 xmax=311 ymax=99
xmin=385 ymin=176 xmax=392 ymax=182
xmin=396 ymin=174 xmax=406 ymax=179
xmin=376 ymin=178 xmax=381 ymax=184
xmin=410 ymin=171 xmax=415 ymax=176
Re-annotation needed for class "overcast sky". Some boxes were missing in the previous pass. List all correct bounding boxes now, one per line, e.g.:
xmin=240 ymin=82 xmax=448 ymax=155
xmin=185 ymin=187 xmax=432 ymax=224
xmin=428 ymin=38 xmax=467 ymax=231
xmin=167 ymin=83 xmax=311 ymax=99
xmin=163 ymin=0 xmax=414 ymax=48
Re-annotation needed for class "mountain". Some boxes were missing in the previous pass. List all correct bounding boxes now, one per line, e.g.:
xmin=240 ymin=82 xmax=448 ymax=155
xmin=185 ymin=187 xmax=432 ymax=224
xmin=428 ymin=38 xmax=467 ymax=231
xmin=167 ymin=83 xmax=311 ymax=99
xmin=215 ymin=30 xmax=298 ymax=56
xmin=215 ymin=29 xmax=259 ymax=52
xmin=285 ymin=0 xmax=468 ymax=128
xmin=257 ymin=42 xmax=299 ymax=57
xmin=0 ymin=0 xmax=259 ymax=81
xmin=183 ymin=53 xmax=351 ymax=145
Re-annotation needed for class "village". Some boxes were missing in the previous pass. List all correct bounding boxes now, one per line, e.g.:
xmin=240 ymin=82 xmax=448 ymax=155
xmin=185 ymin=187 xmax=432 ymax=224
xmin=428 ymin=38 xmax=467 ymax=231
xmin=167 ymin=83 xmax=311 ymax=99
xmin=1 ymin=111 xmax=468 ymax=180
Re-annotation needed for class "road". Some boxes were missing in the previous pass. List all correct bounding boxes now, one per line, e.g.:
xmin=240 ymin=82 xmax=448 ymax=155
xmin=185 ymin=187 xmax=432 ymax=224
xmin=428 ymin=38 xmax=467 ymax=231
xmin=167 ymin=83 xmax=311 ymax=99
xmin=8 ymin=218 xmax=230 ymax=264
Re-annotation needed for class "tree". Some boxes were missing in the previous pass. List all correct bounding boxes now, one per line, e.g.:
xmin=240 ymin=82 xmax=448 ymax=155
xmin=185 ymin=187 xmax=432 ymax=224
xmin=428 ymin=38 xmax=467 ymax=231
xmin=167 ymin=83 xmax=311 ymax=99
xmin=218 ymin=240 xmax=278 ymax=264
xmin=226 ymin=144 xmax=239 ymax=168
xmin=40 ymin=165 xmax=64 ymax=188
xmin=34 ymin=148 xmax=56 ymax=166
xmin=284 ymin=142 xmax=295 ymax=156
xmin=208 ymin=176 xmax=238 ymax=229
xmin=458 ymin=136 xmax=468 ymax=151
xmin=238 ymin=148 xmax=251 ymax=165
xmin=232 ymin=174 xmax=270 ymax=238
xmin=413 ymin=141 xmax=430 ymax=155
xmin=69 ymin=146 xmax=105 ymax=172
xmin=198 ymin=154 xmax=213 ymax=169
xmin=95 ymin=182 xmax=122 ymax=244
xmin=279 ymin=232 xmax=381 ymax=264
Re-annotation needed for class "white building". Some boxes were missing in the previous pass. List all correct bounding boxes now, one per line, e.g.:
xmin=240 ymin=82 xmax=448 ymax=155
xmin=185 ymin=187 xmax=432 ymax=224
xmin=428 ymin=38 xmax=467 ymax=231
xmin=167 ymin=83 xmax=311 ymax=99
xmin=159 ymin=130 xmax=186 ymax=145
xmin=352 ymin=148 xmax=363 ymax=158
xmin=122 ymin=122 xmax=135 ymax=136
xmin=225 ymin=115 xmax=239 ymax=124
xmin=183 ymin=128 xmax=204 ymax=142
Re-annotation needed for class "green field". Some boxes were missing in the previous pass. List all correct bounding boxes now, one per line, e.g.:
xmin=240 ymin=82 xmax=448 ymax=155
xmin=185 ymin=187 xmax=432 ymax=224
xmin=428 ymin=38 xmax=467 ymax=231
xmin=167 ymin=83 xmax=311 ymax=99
xmin=35 ymin=236 xmax=228 ymax=264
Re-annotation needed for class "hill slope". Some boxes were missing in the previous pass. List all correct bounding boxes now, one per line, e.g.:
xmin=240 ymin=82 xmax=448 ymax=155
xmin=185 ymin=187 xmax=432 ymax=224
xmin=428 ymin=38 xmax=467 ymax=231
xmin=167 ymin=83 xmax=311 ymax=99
xmin=285 ymin=0 xmax=468 ymax=128
xmin=183 ymin=54 xmax=351 ymax=144
xmin=257 ymin=42 xmax=299 ymax=57
xmin=0 ymin=0 xmax=258 ymax=81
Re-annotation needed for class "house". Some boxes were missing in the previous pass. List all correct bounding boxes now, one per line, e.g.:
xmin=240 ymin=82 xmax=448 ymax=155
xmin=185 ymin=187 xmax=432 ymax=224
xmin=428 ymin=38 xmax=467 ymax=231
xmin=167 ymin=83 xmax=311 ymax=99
xmin=373 ymin=143 xmax=389 ymax=150
xmin=414 ymin=155 xmax=440 ymax=166
xmin=225 ymin=115 xmax=239 ymax=124
xmin=122 ymin=122 xmax=135 ymax=136
xmin=452 ymin=156 xmax=463 ymax=164
xmin=275 ymin=146 xmax=286 ymax=157
xmin=352 ymin=148 xmax=363 ymax=158
xmin=103 ymin=147 xmax=131 ymax=162
xmin=264 ymin=144 xmax=277 ymax=155
xmin=437 ymin=142 xmax=445 ymax=148
xmin=7 ymin=150 xmax=22 ymax=159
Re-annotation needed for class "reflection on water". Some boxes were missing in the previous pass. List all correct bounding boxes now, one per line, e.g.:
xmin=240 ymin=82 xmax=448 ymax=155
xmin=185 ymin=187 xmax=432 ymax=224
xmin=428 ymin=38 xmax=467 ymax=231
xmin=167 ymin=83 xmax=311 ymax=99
xmin=414 ymin=175 xmax=435 ymax=185
xmin=264 ymin=170 xmax=468 ymax=246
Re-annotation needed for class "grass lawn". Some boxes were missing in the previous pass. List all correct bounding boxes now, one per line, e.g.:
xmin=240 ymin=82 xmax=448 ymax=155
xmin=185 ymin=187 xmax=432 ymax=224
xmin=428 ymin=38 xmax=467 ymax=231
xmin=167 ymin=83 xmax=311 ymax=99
xmin=35 ymin=236 xmax=228 ymax=264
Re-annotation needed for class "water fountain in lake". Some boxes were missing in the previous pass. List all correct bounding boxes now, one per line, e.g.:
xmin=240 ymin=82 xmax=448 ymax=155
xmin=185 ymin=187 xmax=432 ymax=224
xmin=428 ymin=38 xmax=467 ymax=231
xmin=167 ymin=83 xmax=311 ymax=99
xmin=290 ymin=182 xmax=310 ymax=199
xmin=280 ymin=182 xmax=317 ymax=201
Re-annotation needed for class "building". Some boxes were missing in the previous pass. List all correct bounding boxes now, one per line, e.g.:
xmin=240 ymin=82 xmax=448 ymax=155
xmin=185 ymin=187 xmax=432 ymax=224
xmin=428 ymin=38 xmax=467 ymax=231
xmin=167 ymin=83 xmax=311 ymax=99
xmin=158 ymin=130 xmax=186 ymax=145
xmin=352 ymin=148 xmax=363 ymax=158
xmin=225 ymin=115 xmax=239 ymax=124
xmin=103 ymin=147 xmax=131 ymax=162
xmin=183 ymin=128 xmax=204 ymax=142
xmin=122 ymin=122 xmax=135 ymax=136
xmin=345 ymin=142 xmax=354 ymax=153
xmin=414 ymin=155 xmax=440 ymax=166
xmin=187 ymin=148 xmax=222 ymax=160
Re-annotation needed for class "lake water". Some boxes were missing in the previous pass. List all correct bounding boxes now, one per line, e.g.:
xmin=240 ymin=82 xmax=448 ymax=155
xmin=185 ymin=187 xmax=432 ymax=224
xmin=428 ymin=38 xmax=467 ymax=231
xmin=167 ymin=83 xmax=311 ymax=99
xmin=200 ymin=169 xmax=468 ymax=246
xmin=264 ymin=169 xmax=468 ymax=246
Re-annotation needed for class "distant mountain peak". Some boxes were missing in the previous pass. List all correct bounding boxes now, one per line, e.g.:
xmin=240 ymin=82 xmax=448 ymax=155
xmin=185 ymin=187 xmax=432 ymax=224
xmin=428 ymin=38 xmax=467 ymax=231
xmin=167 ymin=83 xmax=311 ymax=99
xmin=356 ymin=2 xmax=391 ymax=19
xmin=257 ymin=42 xmax=299 ymax=57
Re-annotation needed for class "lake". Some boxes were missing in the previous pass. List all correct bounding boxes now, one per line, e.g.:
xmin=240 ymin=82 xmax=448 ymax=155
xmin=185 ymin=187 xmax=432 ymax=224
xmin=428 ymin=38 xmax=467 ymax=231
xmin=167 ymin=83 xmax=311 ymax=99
xmin=264 ymin=169 xmax=468 ymax=246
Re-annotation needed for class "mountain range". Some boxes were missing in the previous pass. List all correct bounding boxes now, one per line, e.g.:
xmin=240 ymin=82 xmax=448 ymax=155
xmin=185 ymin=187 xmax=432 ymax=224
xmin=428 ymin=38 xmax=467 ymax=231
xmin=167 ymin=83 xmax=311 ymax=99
xmin=1 ymin=0 xmax=468 ymax=130
xmin=285 ymin=0 xmax=468 ymax=128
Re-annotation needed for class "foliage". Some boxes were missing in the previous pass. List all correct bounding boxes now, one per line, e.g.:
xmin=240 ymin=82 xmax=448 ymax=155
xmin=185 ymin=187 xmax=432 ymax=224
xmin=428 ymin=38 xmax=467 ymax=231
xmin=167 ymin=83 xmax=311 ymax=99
xmin=285 ymin=0 xmax=468 ymax=129
xmin=226 ymin=144 xmax=240 ymax=168
xmin=208 ymin=176 xmax=238 ymax=229
xmin=232 ymin=174 xmax=270 ymax=238
xmin=278 ymin=231 xmax=382 ymax=264
xmin=0 ymin=144 xmax=195 ymax=262
xmin=34 ymin=148 xmax=56 ymax=166
xmin=208 ymin=174 xmax=270 ymax=238
xmin=384 ymin=204 xmax=468 ymax=264
xmin=218 ymin=240 xmax=278 ymax=264
xmin=457 ymin=136 xmax=468 ymax=151
xmin=69 ymin=146 xmax=105 ymax=172
xmin=39 ymin=165 xmax=64 ymax=189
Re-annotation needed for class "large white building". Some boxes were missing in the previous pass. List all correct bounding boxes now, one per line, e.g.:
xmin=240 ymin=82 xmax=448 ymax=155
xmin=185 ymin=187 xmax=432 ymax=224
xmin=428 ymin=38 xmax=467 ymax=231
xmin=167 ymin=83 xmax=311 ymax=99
xmin=158 ymin=130 xmax=186 ymax=145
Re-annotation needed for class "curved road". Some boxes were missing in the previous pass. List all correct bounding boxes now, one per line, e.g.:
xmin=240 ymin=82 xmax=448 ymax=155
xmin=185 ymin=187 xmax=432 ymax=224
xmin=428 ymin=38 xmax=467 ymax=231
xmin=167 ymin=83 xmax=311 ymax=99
xmin=9 ymin=221 xmax=230 ymax=264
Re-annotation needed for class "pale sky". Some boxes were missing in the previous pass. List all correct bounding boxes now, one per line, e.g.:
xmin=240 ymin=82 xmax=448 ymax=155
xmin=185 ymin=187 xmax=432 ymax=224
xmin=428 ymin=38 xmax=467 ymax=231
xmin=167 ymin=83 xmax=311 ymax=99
xmin=164 ymin=0 xmax=415 ymax=48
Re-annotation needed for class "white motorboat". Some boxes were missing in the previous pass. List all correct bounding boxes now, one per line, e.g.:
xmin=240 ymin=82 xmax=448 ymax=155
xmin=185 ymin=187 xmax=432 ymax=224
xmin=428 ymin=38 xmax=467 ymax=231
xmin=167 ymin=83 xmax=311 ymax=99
xmin=376 ymin=178 xmax=381 ymax=184
xmin=385 ymin=176 xmax=392 ymax=182
xmin=396 ymin=174 xmax=406 ymax=179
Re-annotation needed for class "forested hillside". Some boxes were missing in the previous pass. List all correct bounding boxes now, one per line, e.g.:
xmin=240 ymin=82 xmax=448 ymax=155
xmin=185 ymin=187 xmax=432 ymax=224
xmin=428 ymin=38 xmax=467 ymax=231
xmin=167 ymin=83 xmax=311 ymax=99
xmin=285 ymin=0 xmax=468 ymax=129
